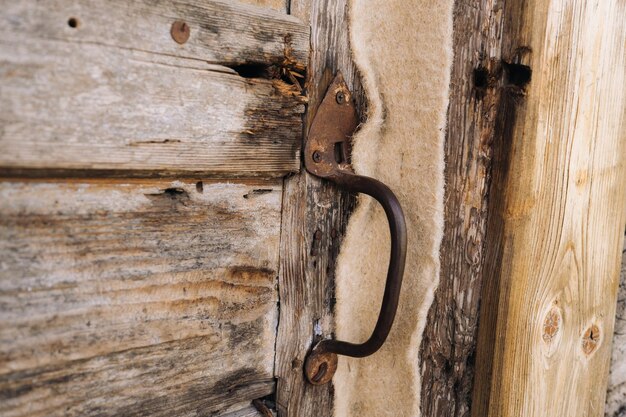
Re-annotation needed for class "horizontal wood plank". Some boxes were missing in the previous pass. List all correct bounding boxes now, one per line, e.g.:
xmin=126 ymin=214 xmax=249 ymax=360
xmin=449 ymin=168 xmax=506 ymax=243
xmin=221 ymin=405 xmax=268 ymax=417
xmin=0 ymin=0 xmax=307 ymax=177
xmin=1 ymin=0 xmax=308 ymax=71
xmin=0 ymin=179 xmax=282 ymax=417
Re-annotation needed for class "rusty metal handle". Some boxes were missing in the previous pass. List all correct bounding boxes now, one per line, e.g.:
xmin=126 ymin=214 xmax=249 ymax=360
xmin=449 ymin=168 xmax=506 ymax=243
xmin=302 ymin=73 xmax=407 ymax=385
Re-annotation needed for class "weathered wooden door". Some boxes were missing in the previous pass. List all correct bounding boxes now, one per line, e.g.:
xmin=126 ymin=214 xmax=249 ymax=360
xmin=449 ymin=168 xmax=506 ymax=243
xmin=0 ymin=1 xmax=322 ymax=416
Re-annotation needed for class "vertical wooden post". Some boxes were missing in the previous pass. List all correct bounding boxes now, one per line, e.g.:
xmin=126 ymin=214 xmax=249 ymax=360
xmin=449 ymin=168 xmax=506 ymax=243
xmin=472 ymin=0 xmax=626 ymax=415
xmin=419 ymin=0 xmax=507 ymax=415
xmin=274 ymin=1 xmax=365 ymax=416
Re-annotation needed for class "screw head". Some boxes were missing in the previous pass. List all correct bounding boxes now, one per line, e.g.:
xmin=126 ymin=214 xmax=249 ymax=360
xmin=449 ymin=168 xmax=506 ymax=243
xmin=312 ymin=151 xmax=322 ymax=163
xmin=304 ymin=349 xmax=338 ymax=385
xmin=171 ymin=21 xmax=190 ymax=44
xmin=335 ymin=91 xmax=346 ymax=104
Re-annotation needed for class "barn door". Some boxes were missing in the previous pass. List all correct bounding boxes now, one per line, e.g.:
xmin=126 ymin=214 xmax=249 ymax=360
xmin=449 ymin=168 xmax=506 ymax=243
xmin=0 ymin=1 xmax=310 ymax=416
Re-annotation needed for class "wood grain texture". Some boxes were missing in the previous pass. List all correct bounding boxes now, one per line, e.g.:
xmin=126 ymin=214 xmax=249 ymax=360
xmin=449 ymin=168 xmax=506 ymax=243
xmin=274 ymin=1 xmax=365 ymax=416
xmin=606 ymin=233 xmax=626 ymax=417
xmin=471 ymin=0 xmax=626 ymax=415
xmin=0 ymin=179 xmax=282 ymax=417
xmin=238 ymin=0 xmax=287 ymax=11
xmin=418 ymin=0 xmax=507 ymax=416
xmin=0 ymin=0 xmax=307 ymax=177
xmin=221 ymin=405 xmax=269 ymax=417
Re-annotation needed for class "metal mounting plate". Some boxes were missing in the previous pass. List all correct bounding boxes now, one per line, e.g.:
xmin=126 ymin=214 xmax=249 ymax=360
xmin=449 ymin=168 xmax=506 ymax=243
xmin=304 ymin=73 xmax=358 ymax=179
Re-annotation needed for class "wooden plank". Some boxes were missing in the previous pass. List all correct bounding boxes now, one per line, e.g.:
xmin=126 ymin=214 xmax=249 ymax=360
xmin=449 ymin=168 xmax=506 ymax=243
xmin=471 ymin=0 xmax=626 ymax=415
xmin=606 ymin=233 xmax=626 ymax=417
xmin=0 ymin=0 xmax=307 ymax=177
xmin=221 ymin=405 xmax=267 ymax=417
xmin=418 ymin=0 xmax=507 ymax=416
xmin=0 ymin=179 xmax=282 ymax=417
xmin=273 ymin=1 xmax=365 ymax=416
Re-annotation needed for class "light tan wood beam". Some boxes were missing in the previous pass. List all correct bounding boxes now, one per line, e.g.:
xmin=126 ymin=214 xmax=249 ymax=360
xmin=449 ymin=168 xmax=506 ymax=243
xmin=472 ymin=0 xmax=626 ymax=416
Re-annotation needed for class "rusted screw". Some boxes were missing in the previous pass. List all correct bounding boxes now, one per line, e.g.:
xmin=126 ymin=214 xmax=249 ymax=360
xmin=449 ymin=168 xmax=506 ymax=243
xmin=335 ymin=91 xmax=345 ymax=104
xmin=311 ymin=362 xmax=328 ymax=383
xmin=312 ymin=151 xmax=322 ymax=163
xmin=304 ymin=349 xmax=338 ymax=385
xmin=170 ymin=21 xmax=190 ymax=44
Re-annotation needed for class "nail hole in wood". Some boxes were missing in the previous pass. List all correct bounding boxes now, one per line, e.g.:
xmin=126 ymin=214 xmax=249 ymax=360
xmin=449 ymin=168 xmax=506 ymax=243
xmin=67 ymin=17 xmax=79 ymax=28
xmin=473 ymin=67 xmax=489 ymax=89
xmin=503 ymin=62 xmax=532 ymax=88
xmin=196 ymin=181 xmax=203 ymax=193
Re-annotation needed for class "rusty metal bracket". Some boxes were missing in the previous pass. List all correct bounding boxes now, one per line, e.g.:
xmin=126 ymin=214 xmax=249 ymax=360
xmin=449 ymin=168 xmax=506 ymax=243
xmin=303 ymin=73 xmax=408 ymax=385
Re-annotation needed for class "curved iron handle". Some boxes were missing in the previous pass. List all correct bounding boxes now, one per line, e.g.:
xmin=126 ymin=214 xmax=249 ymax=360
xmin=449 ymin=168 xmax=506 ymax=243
xmin=303 ymin=73 xmax=407 ymax=385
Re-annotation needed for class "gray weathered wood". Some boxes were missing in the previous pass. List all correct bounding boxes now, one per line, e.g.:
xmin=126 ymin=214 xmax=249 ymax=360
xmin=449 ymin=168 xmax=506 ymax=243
xmin=419 ymin=0 xmax=507 ymax=416
xmin=0 ymin=0 xmax=307 ymax=177
xmin=606 ymin=233 xmax=626 ymax=417
xmin=274 ymin=1 xmax=364 ymax=416
xmin=0 ymin=179 xmax=281 ymax=417
xmin=221 ymin=405 xmax=268 ymax=417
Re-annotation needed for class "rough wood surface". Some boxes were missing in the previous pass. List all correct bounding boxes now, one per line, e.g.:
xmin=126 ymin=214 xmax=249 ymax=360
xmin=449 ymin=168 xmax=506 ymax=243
xmin=0 ymin=0 xmax=307 ymax=177
xmin=419 ymin=1 xmax=507 ymax=416
xmin=274 ymin=1 xmax=364 ymax=416
xmin=471 ymin=0 xmax=626 ymax=415
xmin=607 ymin=233 xmax=626 ymax=417
xmin=0 ymin=179 xmax=282 ymax=417
xmin=239 ymin=0 xmax=287 ymax=11
xmin=222 ymin=405 xmax=268 ymax=417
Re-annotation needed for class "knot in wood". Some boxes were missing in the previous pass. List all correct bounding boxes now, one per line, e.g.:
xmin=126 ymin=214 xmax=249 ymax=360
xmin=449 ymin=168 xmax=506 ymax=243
xmin=582 ymin=324 xmax=600 ymax=356
xmin=542 ymin=307 xmax=561 ymax=344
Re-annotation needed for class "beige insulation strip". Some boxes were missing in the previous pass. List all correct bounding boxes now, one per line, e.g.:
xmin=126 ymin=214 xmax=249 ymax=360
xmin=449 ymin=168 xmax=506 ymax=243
xmin=333 ymin=0 xmax=454 ymax=416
